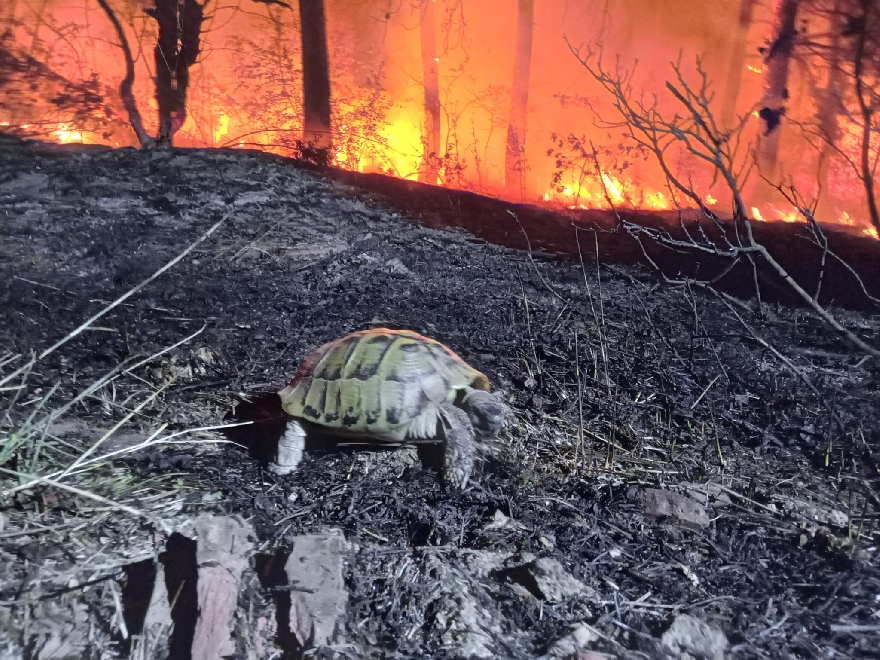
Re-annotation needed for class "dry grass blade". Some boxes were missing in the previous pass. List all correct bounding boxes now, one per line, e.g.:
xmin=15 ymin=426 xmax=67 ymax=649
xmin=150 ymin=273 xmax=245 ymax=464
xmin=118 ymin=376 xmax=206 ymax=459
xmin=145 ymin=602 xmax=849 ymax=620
xmin=0 ymin=207 xmax=236 ymax=646
xmin=0 ymin=467 xmax=165 ymax=531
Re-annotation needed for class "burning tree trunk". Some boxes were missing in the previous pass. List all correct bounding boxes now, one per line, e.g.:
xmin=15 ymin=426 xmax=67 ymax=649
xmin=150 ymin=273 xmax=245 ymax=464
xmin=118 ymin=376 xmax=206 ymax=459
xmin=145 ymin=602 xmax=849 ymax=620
xmin=505 ymin=0 xmax=534 ymax=198
xmin=720 ymin=0 xmax=758 ymax=129
xmin=146 ymin=0 xmax=205 ymax=145
xmin=419 ymin=0 xmax=441 ymax=184
xmin=96 ymin=0 xmax=153 ymax=147
xmin=298 ymin=0 xmax=332 ymax=163
xmin=756 ymin=0 xmax=801 ymax=179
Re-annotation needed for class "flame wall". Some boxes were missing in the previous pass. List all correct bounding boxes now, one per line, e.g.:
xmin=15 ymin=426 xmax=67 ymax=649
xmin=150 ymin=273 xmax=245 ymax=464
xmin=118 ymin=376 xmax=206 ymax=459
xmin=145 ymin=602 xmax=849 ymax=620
xmin=0 ymin=0 xmax=875 ymax=236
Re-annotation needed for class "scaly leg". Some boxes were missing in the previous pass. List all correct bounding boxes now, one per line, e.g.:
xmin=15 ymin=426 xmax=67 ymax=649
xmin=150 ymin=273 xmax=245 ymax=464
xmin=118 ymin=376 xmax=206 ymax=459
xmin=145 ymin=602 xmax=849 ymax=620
xmin=438 ymin=404 xmax=477 ymax=489
xmin=269 ymin=418 xmax=306 ymax=475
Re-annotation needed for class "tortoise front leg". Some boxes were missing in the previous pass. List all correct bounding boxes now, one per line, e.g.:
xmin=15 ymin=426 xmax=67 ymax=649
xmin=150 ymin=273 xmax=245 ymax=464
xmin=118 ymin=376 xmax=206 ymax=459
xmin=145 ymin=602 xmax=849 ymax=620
xmin=438 ymin=404 xmax=477 ymax=489
xmin=269 ymin=417 xmax=307 ymax=475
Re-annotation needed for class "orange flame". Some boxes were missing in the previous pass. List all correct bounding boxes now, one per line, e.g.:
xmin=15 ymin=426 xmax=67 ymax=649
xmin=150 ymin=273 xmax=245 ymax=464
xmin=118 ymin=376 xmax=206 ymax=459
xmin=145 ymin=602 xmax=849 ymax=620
xmin=52 ymin=124 xmax=84 ymax=144
xmin=3 ymin=0 xmax=876 ymax=240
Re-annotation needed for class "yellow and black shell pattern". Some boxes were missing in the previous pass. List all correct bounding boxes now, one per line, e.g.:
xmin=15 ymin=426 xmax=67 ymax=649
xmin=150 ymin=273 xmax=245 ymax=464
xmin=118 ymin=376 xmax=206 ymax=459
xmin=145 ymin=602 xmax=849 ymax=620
xmin=278 ymin=328 xmax=490 ymax=440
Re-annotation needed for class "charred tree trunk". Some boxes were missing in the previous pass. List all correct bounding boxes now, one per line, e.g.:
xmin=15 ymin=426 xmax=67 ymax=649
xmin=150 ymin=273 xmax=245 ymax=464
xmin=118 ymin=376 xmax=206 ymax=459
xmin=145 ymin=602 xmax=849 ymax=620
xmin=852 ymin=0 xmax=879 ymax=233
xmin=756 ymin=0 xmax=800 ymax=179
xmin=96 ymin=0 xmax=153 ymax=147
xmin=419 ymin=0 xmax=441 ymax=184
xmin=505 ymin=0 xmax=534 ymax=199
xmin=146 ymin=0 xmax=204 ymax=146
xmin=816 ymin=5 xmax=845 ymax=203
xmin=298 ymin=0 xmax=332 ymax=164
xmin=721 ymin=0 xmax=758 ymax=129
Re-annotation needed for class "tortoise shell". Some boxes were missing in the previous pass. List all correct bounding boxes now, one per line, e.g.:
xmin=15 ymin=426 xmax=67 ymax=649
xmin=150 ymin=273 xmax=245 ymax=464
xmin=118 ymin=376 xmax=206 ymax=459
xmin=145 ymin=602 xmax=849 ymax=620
xmin=278 ymin=328 xmax=490 ymax=440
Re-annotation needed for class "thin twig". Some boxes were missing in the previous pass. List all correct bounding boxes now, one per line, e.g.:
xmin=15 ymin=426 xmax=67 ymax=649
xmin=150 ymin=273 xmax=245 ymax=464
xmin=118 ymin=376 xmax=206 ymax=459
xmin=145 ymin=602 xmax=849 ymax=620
xmin=506 ymin=210 xmax=566 ymax=303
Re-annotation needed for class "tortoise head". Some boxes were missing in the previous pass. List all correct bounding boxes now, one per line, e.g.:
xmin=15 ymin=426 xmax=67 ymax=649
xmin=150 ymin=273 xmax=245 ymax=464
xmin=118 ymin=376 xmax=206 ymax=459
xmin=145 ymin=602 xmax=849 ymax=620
xmin=459 ymin=388 xmax=508 ymax=437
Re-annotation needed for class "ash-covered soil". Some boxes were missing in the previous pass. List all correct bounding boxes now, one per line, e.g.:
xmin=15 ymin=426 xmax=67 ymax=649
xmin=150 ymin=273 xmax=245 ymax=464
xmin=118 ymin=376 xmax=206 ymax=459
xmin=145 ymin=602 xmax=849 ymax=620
xmin=1 ymin=133 xmax=879 ymax=659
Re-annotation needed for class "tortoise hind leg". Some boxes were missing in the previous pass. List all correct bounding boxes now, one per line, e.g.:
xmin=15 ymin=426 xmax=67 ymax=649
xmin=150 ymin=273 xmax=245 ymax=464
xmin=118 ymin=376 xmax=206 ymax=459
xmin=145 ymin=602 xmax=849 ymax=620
xmin=269 ymin=418 xmax=307 ymax=475
xmin=437 ymin=404 xmax=477 ymax=489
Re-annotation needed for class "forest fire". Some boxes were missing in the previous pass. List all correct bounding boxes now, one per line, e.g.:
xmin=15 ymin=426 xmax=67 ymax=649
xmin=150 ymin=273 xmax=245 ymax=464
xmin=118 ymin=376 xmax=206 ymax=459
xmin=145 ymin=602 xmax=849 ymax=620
xmin=1 ymin=0 xmax=877 ymax=238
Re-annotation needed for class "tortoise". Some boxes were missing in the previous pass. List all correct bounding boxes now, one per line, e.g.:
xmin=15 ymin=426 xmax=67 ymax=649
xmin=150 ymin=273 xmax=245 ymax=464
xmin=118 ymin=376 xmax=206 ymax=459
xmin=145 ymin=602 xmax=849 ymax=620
xmin=270 ymin=327 xmax=507 ymax=488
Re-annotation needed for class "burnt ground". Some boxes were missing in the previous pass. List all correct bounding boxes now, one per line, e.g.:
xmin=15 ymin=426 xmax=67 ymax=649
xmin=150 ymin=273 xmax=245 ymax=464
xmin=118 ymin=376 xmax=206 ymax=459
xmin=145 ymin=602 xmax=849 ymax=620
xmin=0 ymin=132 xmax=879 ymax=659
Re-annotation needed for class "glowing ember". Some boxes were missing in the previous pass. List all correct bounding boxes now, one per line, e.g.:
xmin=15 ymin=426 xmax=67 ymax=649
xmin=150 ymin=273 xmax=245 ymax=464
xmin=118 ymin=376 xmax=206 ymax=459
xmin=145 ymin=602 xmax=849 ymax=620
xmin=773 ymin=208 xmax=799 ymax=223
xmin=601 ymin=174 xmax=625 ymax=203
xmin=377 ymin=118 xmax=423 ymax=180
xmin=214 ymin=114 xmax=230 ymax=145
xmin=643 ymin=191 xmax=668 ymax=210
xmin=53 ymin=124 xmax=84 ymax=144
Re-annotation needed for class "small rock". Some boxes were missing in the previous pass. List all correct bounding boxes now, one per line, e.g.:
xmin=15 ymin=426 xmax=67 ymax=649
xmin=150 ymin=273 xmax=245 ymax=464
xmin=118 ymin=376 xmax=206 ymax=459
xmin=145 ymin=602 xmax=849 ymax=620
xmin=191 ymin=515 xmax=255 ymax=660
xmin=131 ymin=563 xmax=173 ymax=658
xmin=641 ymin=488 xmax=710 ymax=529
xmin=499 ymin=557 xmax=599 ymax=604
xmin=384 ymin=256 xmax=411 ymax=276
xmin=425 ymin=552 xmax=506 ymax=658
xmin=681 ymin=482 xmax=732 ymax=506
xmin=285 ymin=528 xmax=348 ymax=648
xmin=806 ymin=526 xmax=872 ymax=563
xmin=539 ymin=623 xmax=600 ymax=659
xmin=238 ymin=248 xmax=263 ymax=260
xmin=660 ymin=614 xmax=728 ymax=660
xmin=484 ymin=509 xmax=528 ymax=531
xmin=196 ymin=347 xmax=215 ymax=364
xmin=770 ymin=494 xmax=848 ymax=528
xmin=234 ymin=191 xmax=272 ymax=206
xmin=434 ymin=589 xmax=497 ymax=658
xmin=486 ymin=509 xmax=511 ymax=528
xmin=250 ymin=615 xmax=277 ymax=660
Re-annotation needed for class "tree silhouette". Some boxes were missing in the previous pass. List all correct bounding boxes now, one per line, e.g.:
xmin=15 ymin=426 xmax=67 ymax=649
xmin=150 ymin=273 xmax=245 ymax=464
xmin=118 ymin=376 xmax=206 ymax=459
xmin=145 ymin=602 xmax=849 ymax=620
xmin=298 ymin=0 xmax=332 ymax=163
xmin=419 ymin=0 xmax=441 ymax=184
xmin=505 ymin=0 xmax=534 ymax=199
xmin=145 ymin=0 xmax=205 ymax=145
